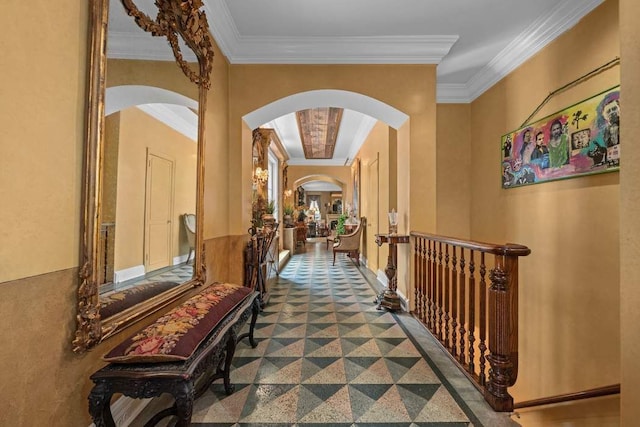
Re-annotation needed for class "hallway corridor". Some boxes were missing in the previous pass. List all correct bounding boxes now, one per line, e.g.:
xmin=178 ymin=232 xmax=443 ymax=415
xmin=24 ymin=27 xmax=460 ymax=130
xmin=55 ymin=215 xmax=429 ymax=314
xmin=185 ymin=242 xmax=518 ymax=426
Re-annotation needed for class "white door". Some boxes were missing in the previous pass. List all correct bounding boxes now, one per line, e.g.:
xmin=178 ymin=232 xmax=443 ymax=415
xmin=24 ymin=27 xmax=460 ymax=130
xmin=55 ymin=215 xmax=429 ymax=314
xmin=144 ymin=151 xmax=174 ymax=272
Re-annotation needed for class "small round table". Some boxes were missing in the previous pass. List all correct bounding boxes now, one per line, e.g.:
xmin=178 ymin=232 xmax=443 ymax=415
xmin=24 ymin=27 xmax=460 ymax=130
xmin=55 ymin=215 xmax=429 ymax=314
xmin=375 ymin=233 xmax=410 ymax=311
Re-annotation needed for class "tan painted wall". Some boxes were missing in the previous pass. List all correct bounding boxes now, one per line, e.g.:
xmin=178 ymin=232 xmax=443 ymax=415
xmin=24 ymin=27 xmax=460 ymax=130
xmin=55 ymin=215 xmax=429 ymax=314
xmin=469 ymin=0 xmax=620 ymax=414
xmin=228 ymin=64 xmax=437 ymax=236
xmin=620 ymin=0 xmax=640 ymax=423
xmin=0 ymin=1 xmax=86 ymax=283
xmin=114 ymin=107 xmax=197 ymax=271
xmin=356 ymin=122 xmax=391 ymax=275
xmin=436 ymin=104 xmax=471 ymax=238
xmin=107 ymin=59 xmax=198 ymax=100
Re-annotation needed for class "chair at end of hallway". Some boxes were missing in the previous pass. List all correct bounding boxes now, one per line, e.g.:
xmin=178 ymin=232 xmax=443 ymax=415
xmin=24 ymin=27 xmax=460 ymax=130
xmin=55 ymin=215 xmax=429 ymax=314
xmin=332 ymin=217 xmax=365 ymax=266
xmin=295 ymin=221 xmax=307 ymax=249
xmin=183 ymin=213 xmax=196 ymax=264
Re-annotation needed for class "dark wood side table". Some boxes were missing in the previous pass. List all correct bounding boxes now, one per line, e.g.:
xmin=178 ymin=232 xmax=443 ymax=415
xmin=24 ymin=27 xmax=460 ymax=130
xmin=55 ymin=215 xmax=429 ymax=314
xmin=375 ymin=233 xmax=410 ymax=311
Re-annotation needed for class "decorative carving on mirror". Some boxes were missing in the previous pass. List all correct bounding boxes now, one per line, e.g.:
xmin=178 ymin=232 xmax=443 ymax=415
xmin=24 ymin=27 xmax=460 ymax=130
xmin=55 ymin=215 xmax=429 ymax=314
xmin=120 ymin=0 xmax=214 ymax=89
xmin=73 ymin=0 xmax=214 ymax=353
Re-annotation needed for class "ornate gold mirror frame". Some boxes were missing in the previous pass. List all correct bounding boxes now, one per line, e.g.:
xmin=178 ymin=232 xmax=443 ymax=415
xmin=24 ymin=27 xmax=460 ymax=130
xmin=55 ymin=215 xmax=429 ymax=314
xmin=73 ymin=0 xmax=214 ymax=353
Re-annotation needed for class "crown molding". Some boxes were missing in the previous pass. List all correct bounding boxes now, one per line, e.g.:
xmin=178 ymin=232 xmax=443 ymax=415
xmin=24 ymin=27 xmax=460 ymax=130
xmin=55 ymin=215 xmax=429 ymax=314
xmin=224 ymin=35 xmax=459 ymax=64
xmin=436 ymin=83 xmax=472 ymax=104
xmin=205 ymin=1 xmax=457 ymax=64
xmin=437 ymin=0 xmax=604 ymax=103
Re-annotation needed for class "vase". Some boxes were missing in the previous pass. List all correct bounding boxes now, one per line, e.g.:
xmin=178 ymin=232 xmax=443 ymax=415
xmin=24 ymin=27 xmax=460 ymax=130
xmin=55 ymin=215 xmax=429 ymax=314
xmin=262 ymin=213 xmax=276 ymax=228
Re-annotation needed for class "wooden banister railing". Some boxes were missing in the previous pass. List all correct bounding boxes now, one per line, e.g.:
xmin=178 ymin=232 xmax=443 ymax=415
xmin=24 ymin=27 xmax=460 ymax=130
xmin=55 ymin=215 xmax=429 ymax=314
xmin=514 ymin=384 xmax=620 ymax=410
xmin=411 ymin=231 xmax=531 ymax=412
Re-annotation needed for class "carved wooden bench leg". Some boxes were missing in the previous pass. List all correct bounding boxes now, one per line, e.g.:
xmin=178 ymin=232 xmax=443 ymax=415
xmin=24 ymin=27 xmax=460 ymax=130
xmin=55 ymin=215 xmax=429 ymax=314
xmin=88 ymin=382 xmax=115 ymax=427
xmin=223 ymin=331 xmax=237 ymax=395
xmin=173 ymin=380 xmax=195 ymax=427
xmin=237 ymin=296 xmax=260 ymax=348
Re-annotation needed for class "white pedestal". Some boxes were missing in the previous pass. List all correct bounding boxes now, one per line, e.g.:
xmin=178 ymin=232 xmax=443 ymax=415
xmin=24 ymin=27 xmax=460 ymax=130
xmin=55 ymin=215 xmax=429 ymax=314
xmin=282 ymin=227 xmax=295 ymax=252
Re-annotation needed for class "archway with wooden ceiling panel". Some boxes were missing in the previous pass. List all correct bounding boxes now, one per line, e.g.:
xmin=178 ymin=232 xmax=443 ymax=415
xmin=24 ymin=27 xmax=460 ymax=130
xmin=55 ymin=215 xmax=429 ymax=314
xmin=242 ymin=89 xmax=409 ymax=132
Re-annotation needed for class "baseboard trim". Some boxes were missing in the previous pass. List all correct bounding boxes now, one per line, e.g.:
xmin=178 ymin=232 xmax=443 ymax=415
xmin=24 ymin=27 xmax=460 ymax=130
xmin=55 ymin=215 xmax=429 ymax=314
xmin=114 ymin=265 xmax=145 ymax=283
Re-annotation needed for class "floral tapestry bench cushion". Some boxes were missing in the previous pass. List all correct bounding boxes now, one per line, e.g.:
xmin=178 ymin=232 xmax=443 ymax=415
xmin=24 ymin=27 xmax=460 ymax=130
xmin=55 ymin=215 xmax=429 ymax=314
xmin=103 ymin=282 xmax=253 ymax=363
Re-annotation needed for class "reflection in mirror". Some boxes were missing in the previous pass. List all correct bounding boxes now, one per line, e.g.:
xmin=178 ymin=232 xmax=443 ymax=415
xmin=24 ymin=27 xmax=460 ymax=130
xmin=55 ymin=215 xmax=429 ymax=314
xmin=74 ymin=0 xmax=214 ymax=352
xmin=98 ymin=85 xmax=198 ymax=320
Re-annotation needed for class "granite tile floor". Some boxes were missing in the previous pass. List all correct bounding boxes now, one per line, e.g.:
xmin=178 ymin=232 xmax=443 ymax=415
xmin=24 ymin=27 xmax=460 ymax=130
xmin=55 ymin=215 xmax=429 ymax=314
xmin=134 ymin=242 xmax=518 ymax=426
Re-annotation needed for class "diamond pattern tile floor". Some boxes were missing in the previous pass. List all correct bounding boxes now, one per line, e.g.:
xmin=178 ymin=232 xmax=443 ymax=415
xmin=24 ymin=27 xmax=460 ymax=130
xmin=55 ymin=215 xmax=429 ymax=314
xmin=184 ymin=244 xmax=517 ymax=427
xmin=132 ymin=243 xmax=518 ymax=427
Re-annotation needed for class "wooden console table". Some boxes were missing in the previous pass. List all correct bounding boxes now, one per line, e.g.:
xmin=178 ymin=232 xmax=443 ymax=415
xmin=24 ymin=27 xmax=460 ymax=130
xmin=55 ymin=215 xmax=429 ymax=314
xmin=375 ymin=233 xmax=410 ymax=311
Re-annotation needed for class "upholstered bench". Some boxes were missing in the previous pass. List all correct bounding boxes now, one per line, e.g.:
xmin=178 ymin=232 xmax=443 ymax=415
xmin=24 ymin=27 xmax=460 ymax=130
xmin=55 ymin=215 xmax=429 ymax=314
xmin=88 ymin=283 xmax=260 ymax=427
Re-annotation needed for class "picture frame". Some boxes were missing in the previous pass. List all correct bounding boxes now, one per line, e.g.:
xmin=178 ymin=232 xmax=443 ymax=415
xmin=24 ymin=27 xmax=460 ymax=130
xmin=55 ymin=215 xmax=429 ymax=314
xmin=501 ymin=85 xmax=620 ymax=189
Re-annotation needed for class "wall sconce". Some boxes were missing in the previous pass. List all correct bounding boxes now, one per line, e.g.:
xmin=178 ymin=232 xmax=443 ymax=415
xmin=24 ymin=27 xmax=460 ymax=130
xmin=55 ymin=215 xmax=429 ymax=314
xmin=253 ymin=167 xmax=268 ymax=185
xmin=284 ymin=188 xmax=293 ymax=198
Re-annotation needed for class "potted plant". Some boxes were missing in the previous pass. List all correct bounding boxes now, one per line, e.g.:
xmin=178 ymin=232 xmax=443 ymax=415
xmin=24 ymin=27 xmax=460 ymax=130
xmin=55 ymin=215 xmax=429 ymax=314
xmin=262 ymin=200 xmax=276 ymax=228
xmin=336 ymin=213 xmax=348 ymax=236
xmin=283 ymin=203 xmax=295 ymax=227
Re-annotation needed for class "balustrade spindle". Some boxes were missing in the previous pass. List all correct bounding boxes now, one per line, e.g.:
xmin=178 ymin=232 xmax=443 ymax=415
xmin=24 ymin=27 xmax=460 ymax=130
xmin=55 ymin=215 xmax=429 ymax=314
xmin=414 ymin=238 xmax=421 ymax=320
xmin=421 ymin=240 xmax=427 ymax=322
xmin=468 ymin=251 xmax=476 ymax=374
xmin=458 ymin=248 xmax=466 ymax=365
xmin=428 ymin=240 xmax=435 ymax=330
xmin=437 ymin=242 xmax=444 ymax=342
xmin=451 ymin=246 xmax=458 ymax=357
xmin=479 ymin=253 xmax=488 ymax=386
xmin=444 ymin=245 xmax=451 ymax=348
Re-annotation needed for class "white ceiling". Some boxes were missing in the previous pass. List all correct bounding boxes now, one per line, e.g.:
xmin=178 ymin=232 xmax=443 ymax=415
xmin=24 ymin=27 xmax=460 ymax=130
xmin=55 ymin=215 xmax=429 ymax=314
xmin=108 ymin=0 xmax=603 ymax=189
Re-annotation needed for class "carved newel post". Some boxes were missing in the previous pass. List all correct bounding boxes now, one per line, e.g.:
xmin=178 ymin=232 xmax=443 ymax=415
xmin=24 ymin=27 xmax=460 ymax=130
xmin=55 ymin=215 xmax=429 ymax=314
xmin=375 ymin=233 xmax=410 ymax=311
xmin=484 ymin=253 xmax=520 ymax=411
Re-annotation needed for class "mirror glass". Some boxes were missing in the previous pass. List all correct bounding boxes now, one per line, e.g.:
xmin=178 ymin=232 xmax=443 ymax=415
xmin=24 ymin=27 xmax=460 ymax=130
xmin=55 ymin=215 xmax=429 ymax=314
xmin=74 ymin=0 xmax=213 ymax=352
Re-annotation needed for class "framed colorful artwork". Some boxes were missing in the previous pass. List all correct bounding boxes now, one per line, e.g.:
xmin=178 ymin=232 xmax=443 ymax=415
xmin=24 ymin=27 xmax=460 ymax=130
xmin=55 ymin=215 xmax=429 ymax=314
xmin=501 ymin=85 xmax=619 ymax=188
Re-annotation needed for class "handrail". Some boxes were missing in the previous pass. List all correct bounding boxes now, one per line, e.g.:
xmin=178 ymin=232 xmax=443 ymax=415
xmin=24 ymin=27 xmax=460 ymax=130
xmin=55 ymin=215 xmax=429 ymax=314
xmin=411 ymin=231 xmax=531 ymax=257
xmin=514 ymin=384 xmax=620 ymax=410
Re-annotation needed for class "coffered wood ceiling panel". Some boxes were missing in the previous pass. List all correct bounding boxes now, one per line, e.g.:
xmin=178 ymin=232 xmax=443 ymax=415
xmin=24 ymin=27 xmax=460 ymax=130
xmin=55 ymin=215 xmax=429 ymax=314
xmin=296 ymin=107 xmax=343 ymax=159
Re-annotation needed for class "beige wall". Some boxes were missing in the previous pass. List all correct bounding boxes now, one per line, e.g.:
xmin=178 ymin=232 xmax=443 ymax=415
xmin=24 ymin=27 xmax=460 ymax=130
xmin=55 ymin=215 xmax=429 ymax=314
xmin=436 ymin=104 xmax=471 ymax=238
xmin=467 ymin=0 xmax=620 ymax=416
xmin=356 ymin=122 xmax=391 ymax=275
xmin=620 ymin=0 xmax=640 ymax=422
xmin=0 ymin=0 xmax=87 ymax=283
xmin=107 ymin=59 xmax=198 ymax=100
